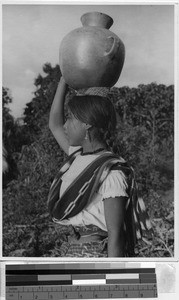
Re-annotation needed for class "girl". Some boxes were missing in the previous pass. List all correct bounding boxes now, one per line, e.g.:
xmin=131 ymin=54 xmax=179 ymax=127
xmin=48 ymin=77 xmax=151 ymax=257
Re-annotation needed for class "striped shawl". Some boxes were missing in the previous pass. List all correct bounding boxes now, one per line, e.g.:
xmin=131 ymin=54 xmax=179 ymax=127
xmin=47 ymin=149 xmax=153 ymax=256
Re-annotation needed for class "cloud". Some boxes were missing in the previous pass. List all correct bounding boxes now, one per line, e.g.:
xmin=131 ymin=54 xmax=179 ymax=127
xmin=24 ymin=69 xmax=36 ymax=79
xmin=8 ymin=86 xmax=34 ymax=118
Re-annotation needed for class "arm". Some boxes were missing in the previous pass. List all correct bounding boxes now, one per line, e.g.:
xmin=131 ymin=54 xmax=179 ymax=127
xmin=49 ymin=77 xmax=69 ymax=154
xmin=104 ymin=196 xmax=127 ymax=257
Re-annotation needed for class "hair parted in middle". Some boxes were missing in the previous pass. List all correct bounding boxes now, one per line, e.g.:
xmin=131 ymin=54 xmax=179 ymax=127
xmin=67 ymin=95 xmax=117 ymax=149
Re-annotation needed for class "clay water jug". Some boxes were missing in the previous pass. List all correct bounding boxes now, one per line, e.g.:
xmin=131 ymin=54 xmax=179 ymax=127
xmin=59 ymin=12 xmax=125 ymax=89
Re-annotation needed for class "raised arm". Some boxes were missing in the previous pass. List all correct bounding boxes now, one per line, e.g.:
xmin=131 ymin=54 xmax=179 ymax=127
xmin=49 ymin=77 xmax=69 ymax=154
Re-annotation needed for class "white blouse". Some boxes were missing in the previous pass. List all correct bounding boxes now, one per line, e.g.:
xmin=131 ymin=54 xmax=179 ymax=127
xmin=53 ymin=146 xmax=128 ymax=231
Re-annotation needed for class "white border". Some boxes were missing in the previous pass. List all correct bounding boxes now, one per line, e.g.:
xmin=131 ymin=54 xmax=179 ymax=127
xmin=174 ymin=0 xmax=179 ymax=262
xmin=0 ymin=1 xmax=2 ymax=261
xmin=0 ymin=0 xmax=178 ymax=263
xmin=1 ymin=1 xmax=179 ymax=300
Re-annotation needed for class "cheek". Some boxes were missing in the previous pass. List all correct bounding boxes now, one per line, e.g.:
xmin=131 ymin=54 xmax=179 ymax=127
xmin=65 ymin=117 xmax=86 ymax=143
xmin=73 ymin=121 xmax=86 ymax=140
xmin=65 ymin=119 xmax=74 ymax=130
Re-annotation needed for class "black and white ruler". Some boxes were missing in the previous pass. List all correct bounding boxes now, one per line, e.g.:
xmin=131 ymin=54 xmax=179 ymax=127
xmin=6 ymin=263 xmax=158 ymax=299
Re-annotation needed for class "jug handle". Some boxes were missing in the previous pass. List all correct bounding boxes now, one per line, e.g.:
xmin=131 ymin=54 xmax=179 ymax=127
xmin=104 ymin=36 xmax=117 ymax=58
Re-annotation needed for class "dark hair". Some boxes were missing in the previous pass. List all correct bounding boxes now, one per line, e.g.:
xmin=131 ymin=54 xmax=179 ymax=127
xmin=67 ymin=95 xmax=117 ymax=149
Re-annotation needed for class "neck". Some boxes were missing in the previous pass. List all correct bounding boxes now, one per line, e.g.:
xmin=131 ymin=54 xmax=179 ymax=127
xmin=82 ymin=140 xmax=107 ymax=154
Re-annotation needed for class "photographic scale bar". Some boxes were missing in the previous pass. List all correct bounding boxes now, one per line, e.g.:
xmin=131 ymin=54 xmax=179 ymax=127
xmin=6 ymin=263 xmax=158 ymax=299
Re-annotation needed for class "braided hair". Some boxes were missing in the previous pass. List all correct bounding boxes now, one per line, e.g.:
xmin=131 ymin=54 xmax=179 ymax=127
xmin=67 ymin=95 xmax=117 ymax=151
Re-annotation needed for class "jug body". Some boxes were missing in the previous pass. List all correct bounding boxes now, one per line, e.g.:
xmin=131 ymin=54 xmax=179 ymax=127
xmin=59 ymin=12 xmax=125 ymax=89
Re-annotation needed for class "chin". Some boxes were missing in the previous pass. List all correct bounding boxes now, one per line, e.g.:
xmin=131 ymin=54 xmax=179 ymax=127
xmin=70 ymin=142 xmax=82 ymax=147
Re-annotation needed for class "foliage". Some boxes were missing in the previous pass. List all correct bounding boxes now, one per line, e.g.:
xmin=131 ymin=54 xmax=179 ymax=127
xmin=24 ymin=63 xmax=61 ymax=133
xmin=3 ymin=123 xmax=66 ymax=256
xmin=109 ymin=83 xmax=174 ymax=194
xmin=3 ymin=63 xmax=174 ymax=257
xmin=2 ymin=87 xmax=31 ymax=187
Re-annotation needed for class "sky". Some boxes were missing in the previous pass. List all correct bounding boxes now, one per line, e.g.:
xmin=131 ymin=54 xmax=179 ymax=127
xmin=2 ymin=2 xmax=175 ymax=118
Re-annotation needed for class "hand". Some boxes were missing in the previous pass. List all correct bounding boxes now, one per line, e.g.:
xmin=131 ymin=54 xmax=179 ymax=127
xmin=58 ymin=76 xmax=67 ymax=87
xmin=56 ymin=76 xmax=68 ymax=93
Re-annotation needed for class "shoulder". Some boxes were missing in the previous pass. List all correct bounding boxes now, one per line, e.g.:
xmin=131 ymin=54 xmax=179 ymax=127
xmin=98 ymin=170 xmax=129 ymax=199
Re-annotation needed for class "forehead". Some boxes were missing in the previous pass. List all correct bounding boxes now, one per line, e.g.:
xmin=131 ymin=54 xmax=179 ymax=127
xmin=67 ymin=109 xmax=82 ymax=123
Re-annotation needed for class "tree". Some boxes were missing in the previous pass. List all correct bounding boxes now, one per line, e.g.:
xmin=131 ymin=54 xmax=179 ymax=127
xmin=3 ymin=88 xmax=14 ymax=145
xmin=24 ymin=63 xmax=61 ymax=134
xmin=2 ymin=87 xmax=31 ymax=187
xmin=109 ymin=83 xmax=174 ymax=192
xmin=2 ymin=87 xmax=18 ymax=186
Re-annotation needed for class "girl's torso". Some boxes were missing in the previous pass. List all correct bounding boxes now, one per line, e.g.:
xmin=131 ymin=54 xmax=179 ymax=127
xmin=53 ymin=146 xmax=128 ymax=231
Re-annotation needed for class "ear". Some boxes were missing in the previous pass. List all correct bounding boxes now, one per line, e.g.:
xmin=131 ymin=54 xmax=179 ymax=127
xmin=83 ymin=123 xmax=92 ymax=130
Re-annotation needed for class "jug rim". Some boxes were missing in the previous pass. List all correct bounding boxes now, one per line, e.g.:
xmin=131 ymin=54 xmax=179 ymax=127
xmin=81 ymin=11 xmax=113 ymax=29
